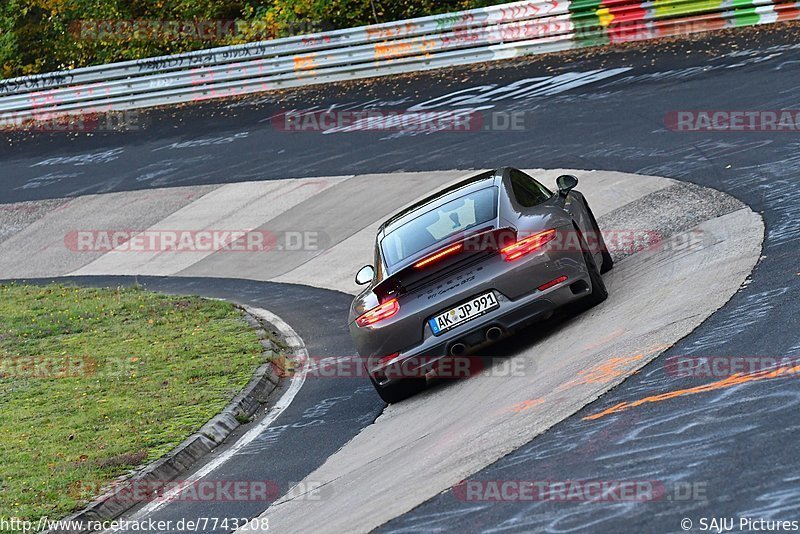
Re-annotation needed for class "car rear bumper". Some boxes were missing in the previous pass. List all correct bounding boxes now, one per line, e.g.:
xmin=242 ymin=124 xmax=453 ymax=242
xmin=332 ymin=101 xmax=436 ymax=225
xmin=368 ymin=275 xmax=591 ymax=386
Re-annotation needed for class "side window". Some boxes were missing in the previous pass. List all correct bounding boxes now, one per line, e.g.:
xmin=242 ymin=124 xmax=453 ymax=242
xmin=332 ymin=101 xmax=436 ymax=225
xmin=509 ymin=169 xmax=553 ymax=208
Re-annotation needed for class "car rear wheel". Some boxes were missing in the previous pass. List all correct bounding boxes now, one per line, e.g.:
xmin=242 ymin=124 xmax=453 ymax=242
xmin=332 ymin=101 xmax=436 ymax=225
xmin=585 ymin=201 xmax=614 ymax=273
xmin=368 ymin=372 xmax=426 ymax=403
xmin=579 ymin=229 xmax=608 ymax=307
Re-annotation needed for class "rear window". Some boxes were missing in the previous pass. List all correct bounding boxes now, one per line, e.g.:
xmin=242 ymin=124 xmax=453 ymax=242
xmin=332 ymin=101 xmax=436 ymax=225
xmin=381 ymin=187 xmax=497 ymax=268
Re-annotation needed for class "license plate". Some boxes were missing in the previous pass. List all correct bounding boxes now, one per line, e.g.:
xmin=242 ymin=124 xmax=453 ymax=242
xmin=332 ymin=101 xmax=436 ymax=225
xmin=429 ymin=291 xmax=499 ymax=335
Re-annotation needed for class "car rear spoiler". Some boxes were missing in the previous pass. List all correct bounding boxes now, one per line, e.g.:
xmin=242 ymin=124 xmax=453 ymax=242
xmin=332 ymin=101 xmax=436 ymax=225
xmin=374 ymin=226 xmax=517 ymax=299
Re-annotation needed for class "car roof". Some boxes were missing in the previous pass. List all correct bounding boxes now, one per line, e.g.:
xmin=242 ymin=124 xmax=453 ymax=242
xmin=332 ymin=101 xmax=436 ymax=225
xmin=379 ymin=169 xmax=504 ymax=237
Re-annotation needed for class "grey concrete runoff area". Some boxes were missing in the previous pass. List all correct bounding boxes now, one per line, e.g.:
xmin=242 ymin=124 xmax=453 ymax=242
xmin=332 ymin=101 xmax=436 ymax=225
xmin=0 ymin=169 xmax=705 ymax=289
xmin=254 ymin=186 xmax=763 ymax=534
xmin=0 ymin=168 xmax=762 ymax=533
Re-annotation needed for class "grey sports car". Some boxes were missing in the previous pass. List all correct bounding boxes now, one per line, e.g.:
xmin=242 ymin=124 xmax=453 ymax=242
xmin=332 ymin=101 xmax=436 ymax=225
xmin=348 ymin=167 xmax=613 ymax=402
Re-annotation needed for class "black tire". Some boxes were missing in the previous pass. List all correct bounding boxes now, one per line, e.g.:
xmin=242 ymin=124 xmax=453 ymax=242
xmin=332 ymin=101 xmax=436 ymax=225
xmin=598 ymin=238 xmax=614 ymax=274
xmin=584 ymin=201 xmax=614 ymax=273
xmin=368 ymin=373 xmax=426 ymax=403
xmin=583 ymin=246 xmax=608 ymax=307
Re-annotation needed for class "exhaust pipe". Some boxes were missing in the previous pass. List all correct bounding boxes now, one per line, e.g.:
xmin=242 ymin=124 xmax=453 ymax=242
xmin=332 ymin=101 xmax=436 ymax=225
xmin=485 ymin=326 xmax=503 ymax=342
xmin=449 ymin=342 xmax=467 ymax=356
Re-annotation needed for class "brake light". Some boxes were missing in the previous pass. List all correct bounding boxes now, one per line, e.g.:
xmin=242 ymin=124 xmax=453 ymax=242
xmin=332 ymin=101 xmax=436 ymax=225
xmin=356 ymin=298 xmax=400 ymax=327
xmin=538 ymin=275 xmax=568 ymax=291
xmin=500 ymin=229 xmax=557 ymax=262
xmin=414 ymin=243 xmax=464 ymax=269
xmin=378 ymin=352 xmax=400 ymax=366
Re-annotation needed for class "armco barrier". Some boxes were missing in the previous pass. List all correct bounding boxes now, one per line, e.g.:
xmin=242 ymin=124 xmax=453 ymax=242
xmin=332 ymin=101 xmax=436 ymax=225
xmin=1 ymin=0 xmax=798 ymax=121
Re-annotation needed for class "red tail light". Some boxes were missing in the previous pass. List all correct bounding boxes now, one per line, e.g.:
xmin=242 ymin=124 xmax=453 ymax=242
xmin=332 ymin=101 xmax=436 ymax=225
xmin=538 ymin=275 xmax=568 ymax=291
xmin=500 ymin=229 xmax=557 ymax=262
xmin=356 ymin=298 xmax=400 ymax=327
xmin=377 ymin=352 xmax=400 ymax=366
xmin=414 ymin=243 xmax=464 ymax=269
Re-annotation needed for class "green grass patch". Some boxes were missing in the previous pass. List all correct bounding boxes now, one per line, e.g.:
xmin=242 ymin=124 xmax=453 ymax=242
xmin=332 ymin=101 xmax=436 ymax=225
xmin=0 ymin=283 xmax=271 ymax=521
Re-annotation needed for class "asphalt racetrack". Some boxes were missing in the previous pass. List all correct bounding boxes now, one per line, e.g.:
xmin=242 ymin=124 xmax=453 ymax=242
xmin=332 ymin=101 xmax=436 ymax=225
xmin=2 ymin=24 xmax=800 ymax=534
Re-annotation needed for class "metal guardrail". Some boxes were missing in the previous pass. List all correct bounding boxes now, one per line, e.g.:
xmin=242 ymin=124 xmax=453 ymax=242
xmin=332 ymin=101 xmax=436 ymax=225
xmin=0 ymin=0 xmax=797 ymax=121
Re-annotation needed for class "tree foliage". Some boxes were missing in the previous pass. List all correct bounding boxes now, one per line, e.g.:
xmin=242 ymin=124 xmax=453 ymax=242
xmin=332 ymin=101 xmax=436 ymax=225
xmin=0 ymin=0 xmax=495 ymax=79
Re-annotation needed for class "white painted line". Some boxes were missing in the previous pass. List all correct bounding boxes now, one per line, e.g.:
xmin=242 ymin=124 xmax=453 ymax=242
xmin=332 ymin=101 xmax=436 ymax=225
xmin=107 ymin=305 xmax=310 ymax=528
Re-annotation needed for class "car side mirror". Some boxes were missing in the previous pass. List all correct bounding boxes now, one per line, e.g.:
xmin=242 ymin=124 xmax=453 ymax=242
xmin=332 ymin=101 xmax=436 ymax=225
xmin=556 ymin=174 xmax=578 ymax=197
xmin=355 ymin=265 xmax=375 ymax=285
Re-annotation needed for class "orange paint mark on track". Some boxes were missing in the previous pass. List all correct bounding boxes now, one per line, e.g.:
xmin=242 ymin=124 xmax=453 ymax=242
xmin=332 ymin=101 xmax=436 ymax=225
xmin=581 ymin=328 xmax=626 ymax=352
xmin=559 ymin=343 xmax=670 ymax=392
xmin=508 ymin=398 xmax=546 ymax=413
xmin=584 ymin=363 xmax=800 ymax=421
